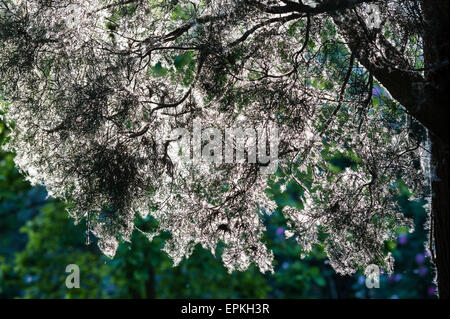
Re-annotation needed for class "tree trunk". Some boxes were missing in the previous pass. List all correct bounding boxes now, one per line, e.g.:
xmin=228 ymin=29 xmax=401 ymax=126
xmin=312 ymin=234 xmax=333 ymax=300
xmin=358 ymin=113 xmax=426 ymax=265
xmin=423 ymin=0 xmax=449 ymax=299
xmin=430 ymin=136 xmax=449 ymax=298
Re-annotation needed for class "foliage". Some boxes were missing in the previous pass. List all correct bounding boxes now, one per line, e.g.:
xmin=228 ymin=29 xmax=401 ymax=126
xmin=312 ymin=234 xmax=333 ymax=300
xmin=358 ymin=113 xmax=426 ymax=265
xmin=1 ymin=119 xmax=436 ymax=298
xmin=0 ymin=0 xmax=433 ymax=279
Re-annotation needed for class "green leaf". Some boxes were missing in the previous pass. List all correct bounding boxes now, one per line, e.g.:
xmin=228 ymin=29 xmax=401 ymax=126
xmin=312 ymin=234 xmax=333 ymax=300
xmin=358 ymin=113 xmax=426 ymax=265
xmin=173 ymin=53 xmax=193 ymax=71
xmin=151 ymin=62 xmax=169 ymax=77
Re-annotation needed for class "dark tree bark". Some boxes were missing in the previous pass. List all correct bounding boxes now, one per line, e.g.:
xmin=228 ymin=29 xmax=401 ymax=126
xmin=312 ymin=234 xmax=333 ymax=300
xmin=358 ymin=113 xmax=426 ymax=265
xmin=423 ymin=0 xmax=449 ymax=299
xmin=430 ymin=135 xmax=449 ymax=299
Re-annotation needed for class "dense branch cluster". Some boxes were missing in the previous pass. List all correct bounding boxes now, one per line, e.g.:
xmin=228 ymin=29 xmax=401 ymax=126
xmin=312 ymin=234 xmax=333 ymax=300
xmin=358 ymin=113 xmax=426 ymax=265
xmin=0 ymin=0 xmax=429 ymax=274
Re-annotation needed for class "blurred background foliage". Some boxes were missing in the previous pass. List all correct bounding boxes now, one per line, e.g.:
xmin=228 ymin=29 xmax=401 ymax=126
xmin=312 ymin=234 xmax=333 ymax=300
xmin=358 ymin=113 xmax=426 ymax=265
xmin=0 ymin=115 xmax=437 ymax=299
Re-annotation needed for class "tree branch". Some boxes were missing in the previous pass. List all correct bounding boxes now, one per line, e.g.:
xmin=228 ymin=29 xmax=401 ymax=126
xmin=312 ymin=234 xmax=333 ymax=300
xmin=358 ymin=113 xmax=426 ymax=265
xmin=251 ymin=0 xmax=379 ymax=15
xmin=333 ymin=9 xmax=449 ymax=144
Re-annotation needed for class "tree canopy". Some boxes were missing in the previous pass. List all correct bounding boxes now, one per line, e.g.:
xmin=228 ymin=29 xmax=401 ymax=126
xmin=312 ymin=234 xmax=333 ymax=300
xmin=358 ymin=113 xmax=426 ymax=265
xmin=0 ymin=0 xmax=441 ymax=282
xmin=0 ymin=120 xmax=438 ymax=299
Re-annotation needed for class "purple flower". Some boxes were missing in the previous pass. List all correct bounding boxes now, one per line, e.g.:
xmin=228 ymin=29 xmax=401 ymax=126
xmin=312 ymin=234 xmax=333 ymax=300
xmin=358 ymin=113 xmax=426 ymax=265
xmin=397 ymin=233 xmax=408 ymax=245
xmin=276 ymin=227 xmax=285 ymax=236
xmin=372 ymin=86 xmax=383 ymax=97
xmin=394 ymin=274 xmax=403 ymax=282
xmin=418 ymin=266 xmax=428 ymax=277
xmin=415 ymin=253 xmax=425 ymax=265
xmin=387 ymin=275 xmax=395 ymax=283
xmin=424 ymin=250 xmax=431 ymax=258
xmin=427 ymin=286 xmax=436 ymax=296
